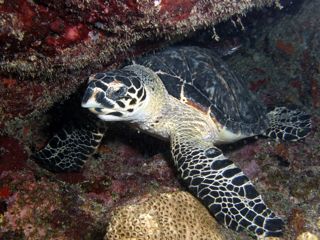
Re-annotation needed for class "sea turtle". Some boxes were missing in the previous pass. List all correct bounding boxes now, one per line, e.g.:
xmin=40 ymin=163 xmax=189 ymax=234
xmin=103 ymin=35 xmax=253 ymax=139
xmin=34 ymin=46 xmax=311 ymax=238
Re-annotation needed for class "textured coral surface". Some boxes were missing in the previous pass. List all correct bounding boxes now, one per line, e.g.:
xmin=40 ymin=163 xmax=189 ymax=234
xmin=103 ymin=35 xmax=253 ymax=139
xmin=105 ymin=191 xmax=229 ymax=240
xmin=1 ymin=0 xmax=320 ymax=240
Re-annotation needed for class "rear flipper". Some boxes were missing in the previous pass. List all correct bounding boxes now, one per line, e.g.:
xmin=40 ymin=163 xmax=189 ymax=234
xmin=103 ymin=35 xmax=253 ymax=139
xmin=33 ymin=124 xmax=104 ymax=172
xmin=265 ymin=107 xmax=311 ymax=141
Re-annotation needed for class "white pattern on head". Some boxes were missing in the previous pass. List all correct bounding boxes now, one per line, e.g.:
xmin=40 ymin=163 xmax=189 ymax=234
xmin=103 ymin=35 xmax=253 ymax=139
xmin=82 ymin=67 xmax=150 ymax=122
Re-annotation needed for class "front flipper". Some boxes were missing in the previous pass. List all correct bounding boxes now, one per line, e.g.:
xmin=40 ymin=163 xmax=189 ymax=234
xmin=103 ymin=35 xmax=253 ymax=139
xmin=171 ymin=134 xmax=284 ymax=238
xmin=33 ymin=124 xmax=104 ymax=172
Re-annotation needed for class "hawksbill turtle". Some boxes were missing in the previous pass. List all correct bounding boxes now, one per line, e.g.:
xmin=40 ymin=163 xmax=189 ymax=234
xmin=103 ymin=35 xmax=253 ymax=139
xmin=34 ymin=46 xmax=311 ymax=238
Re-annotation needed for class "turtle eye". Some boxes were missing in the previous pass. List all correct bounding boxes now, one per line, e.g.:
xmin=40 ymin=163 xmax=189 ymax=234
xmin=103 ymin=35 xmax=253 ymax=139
xmin=107 ymin=86 xmax=127 ymax=100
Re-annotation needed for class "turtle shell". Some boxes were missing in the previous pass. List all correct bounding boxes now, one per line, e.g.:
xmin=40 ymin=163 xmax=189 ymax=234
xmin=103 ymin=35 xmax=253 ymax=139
xmin=134 ymin=46 xmax=268 ymax=135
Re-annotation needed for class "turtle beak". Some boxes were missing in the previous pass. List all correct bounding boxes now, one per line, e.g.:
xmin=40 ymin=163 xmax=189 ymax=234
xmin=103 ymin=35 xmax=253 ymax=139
xmin=81 ymin=87 xmax=96 ymax=108
xmin=82 ymin=85 xmax=114 ymax=110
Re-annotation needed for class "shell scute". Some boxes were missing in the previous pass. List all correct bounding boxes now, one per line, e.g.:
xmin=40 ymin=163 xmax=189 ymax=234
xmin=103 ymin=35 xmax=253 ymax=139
xmin=135 ymin=46 xmax=268 ymax=135
xmin=183 ymin=83 xmax=212 ymax=112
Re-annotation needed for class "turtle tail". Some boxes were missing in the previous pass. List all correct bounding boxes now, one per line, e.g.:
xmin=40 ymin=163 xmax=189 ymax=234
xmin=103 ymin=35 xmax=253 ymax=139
xmin=265 ymin=107 xmax=311 ymax=141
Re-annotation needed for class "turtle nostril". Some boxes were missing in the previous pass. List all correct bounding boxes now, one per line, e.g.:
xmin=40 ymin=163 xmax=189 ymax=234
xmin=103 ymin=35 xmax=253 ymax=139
xmin=94 ymin=108 xmax=103 ymax=113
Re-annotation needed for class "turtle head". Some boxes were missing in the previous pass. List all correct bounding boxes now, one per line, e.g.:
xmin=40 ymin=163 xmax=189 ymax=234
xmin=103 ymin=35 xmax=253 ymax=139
xmin=81 ymin=70 xmax=148 ymax=121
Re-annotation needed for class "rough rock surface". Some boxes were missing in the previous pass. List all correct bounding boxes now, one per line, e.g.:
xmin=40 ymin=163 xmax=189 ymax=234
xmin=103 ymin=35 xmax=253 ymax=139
xmin=0 ymin=170 xmax=108 ymax=239
xmin=0 ymin=0 xmax=277 ymax=130
xmin=211 ymin=0 xmax=320 ymax=238
xmin=0 ymin=0 xmax=320 ymax=240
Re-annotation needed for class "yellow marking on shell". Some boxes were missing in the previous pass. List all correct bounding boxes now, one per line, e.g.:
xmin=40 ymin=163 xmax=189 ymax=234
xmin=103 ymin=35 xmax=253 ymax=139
xmin=179 ymin=81 xmax=209 ymax=113
xmin=209 ymin=115 xmax=223 ymax=132
xmin=208 ymin=114 xmax=246 ymax=144
xmin=184 ymin=99 xmax=208 ymax=114
xmin=179 ymin=83 xmax=188 ymax=103
xmin=219 ymin=127 xmax=245 ymax=142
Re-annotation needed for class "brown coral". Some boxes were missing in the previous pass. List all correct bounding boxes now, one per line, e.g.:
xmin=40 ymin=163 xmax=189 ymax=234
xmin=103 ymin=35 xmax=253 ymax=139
xmin=105 ymin=191 xmax=229 ymax=240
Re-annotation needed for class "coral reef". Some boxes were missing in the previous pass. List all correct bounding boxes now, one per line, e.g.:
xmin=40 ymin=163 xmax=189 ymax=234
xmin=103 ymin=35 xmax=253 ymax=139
xmin=105 ymin=191 xmax=229 ymax=240
xmin=0 ymin=0 xmax=319 ymax=239
xmin=0 ymin=0 xmax=277 ymax=131
xmin=0 ymin=170 xmax=107 ymax=239
xmin=296 ymin=232 xmax=319 ymax=240
xmin=215 ymin=0 xmax=320 ymax=238
xmin=0 ymin=129 xmax=183 ymax=239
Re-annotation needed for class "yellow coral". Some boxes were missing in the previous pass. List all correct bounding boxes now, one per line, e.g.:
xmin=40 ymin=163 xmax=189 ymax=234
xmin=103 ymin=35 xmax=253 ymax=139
xmin=105 ymin=191 xmax=228 ymax=240
xmin=296 ymin=232 xmax=319 ymax=240
xmin=261 ymin=237 xmax=282 ymax=240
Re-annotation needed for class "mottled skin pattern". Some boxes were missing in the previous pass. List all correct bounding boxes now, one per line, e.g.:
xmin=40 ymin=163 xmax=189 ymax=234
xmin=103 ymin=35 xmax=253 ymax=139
xmin=34 ymin=46 xmax=311 ymax=238
xmin=34 ymin=123 xmax=104 ymax=172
